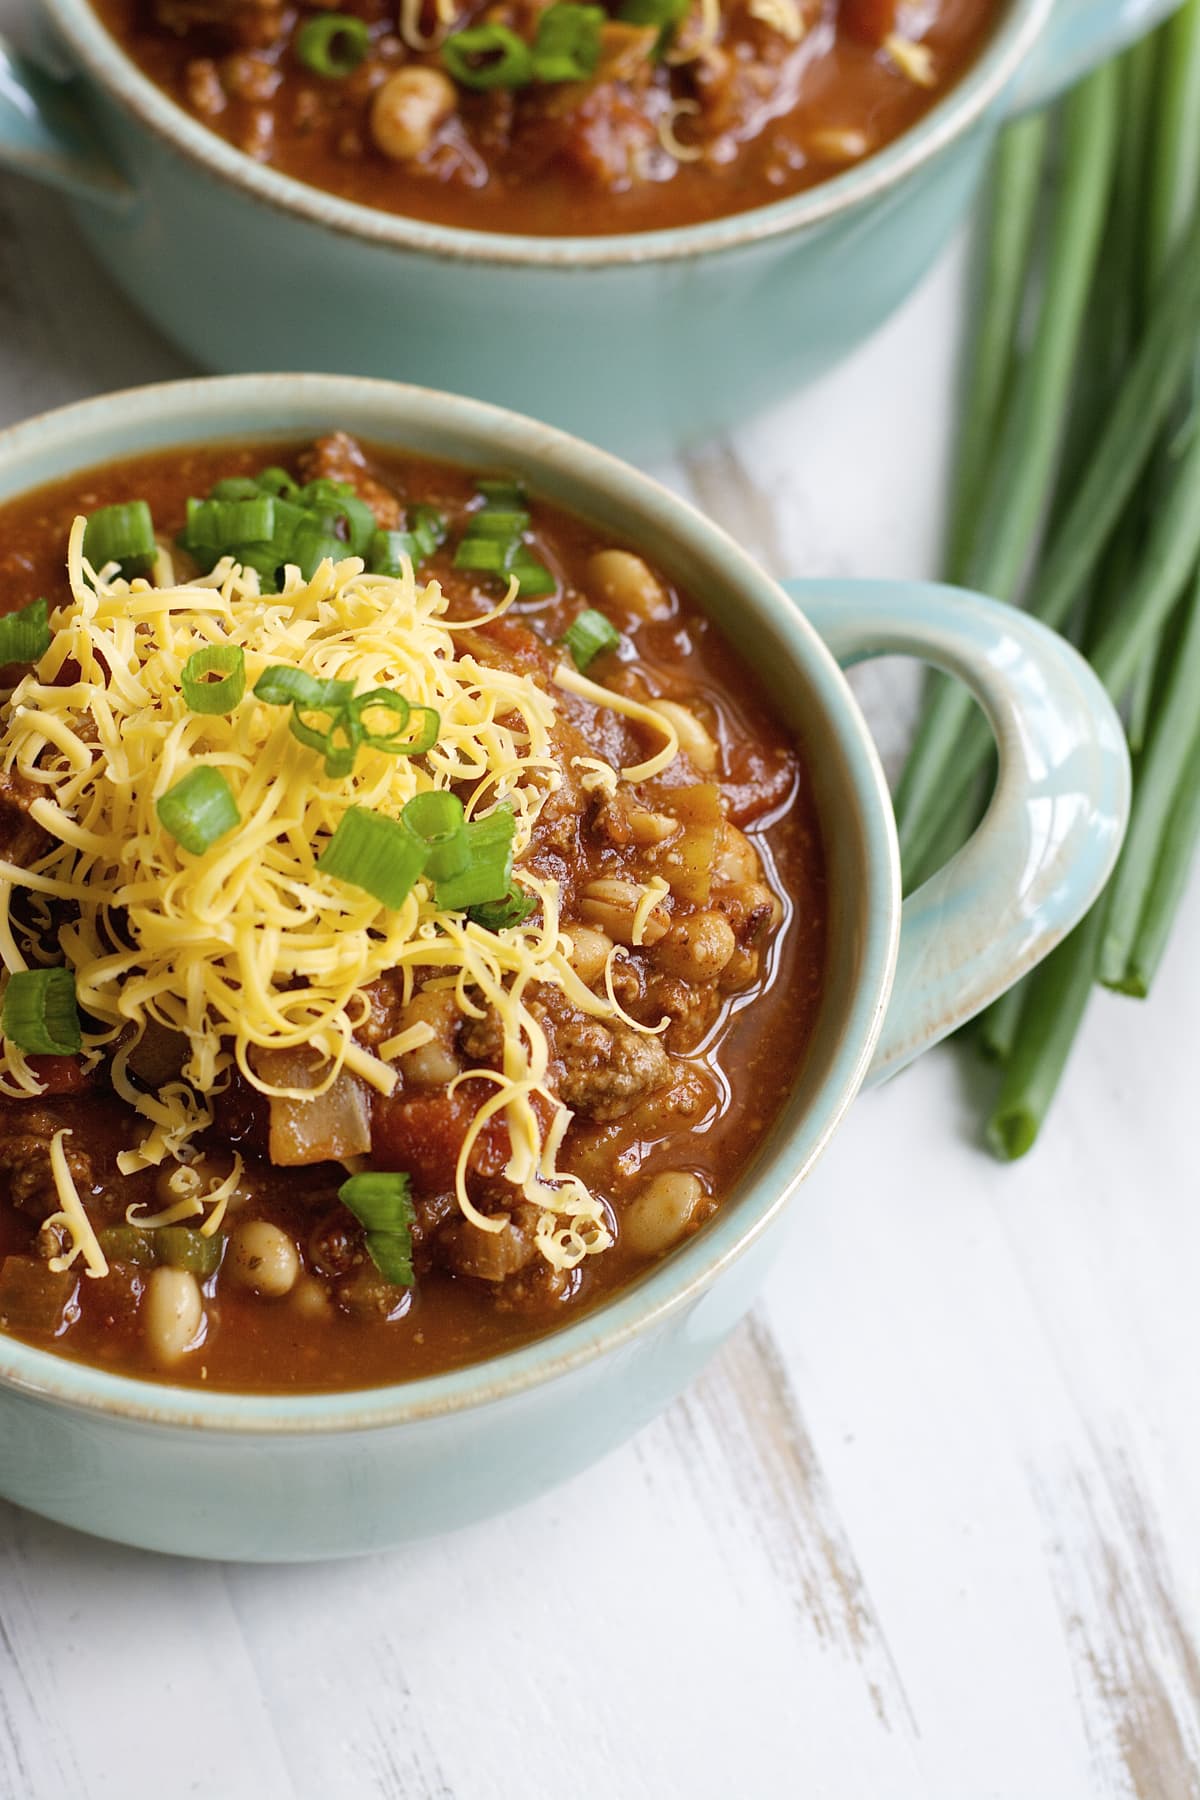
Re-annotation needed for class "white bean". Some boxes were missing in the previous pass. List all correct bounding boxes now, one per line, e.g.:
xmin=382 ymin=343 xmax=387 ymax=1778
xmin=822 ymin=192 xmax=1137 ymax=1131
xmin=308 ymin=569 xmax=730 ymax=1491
xmin=370 ymin=68 xmax=456 ymax=161
xmin=228 ymin=1220 xmax=300 ymax=1298
xmin=144 ymin=1267 xmax=204 ymax=1365
xmin=586 ymin=549 xmax=670 ymax=620
xmin=623 ymin=1171 xmax=706 ymax=1258
xmin=654 ymin=909 xmax=736 ymax=981
xmin=398 ymin=987 xmax=462 ymax=1086
xmin=652 ymin=700 xmax=718 ymax=772
xmin=566 ymin=923 xmax=614 ymax=985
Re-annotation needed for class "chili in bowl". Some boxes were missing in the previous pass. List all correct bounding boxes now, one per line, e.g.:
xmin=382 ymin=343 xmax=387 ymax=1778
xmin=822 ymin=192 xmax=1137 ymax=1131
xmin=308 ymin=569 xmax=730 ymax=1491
xmin=0 ymin=0 xmax=1168 ymax=452
xmin=0 ymin=374 xmax=1127 ymax=1559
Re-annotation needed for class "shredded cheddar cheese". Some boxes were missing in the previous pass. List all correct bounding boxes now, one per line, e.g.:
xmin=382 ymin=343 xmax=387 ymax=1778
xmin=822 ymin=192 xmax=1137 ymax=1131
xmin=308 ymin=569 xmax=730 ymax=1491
xmin=747 ymin=0 xmax=806 ymax=42
xmin=45 ymin=1129 xmax=108 ymax=1278
xmin=0 ymin=528 xmax=682 ymax=1276
xmin=883 ymin=32 xmax=936 ymax=85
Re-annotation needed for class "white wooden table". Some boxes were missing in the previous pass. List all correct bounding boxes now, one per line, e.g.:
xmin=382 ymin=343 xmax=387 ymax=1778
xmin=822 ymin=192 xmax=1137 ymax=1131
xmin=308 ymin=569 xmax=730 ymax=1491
xmin=0 ymin=86 xmax=1198 ymax=1800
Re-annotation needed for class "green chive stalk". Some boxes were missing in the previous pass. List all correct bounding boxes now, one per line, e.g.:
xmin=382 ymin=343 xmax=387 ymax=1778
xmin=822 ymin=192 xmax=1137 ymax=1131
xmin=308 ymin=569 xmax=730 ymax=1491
xmin=944 ymin=113 xmax=1050 ymax=584
xmin=1099 ymin=569 xmax=1200 ymax=986
xmin=894 ymin=65 xmax=1120 ymax=867
xmin=1122 ymin=727 xmax=1200 ymax=995
xmin=900 ymin=203 xmax=1200 ymax=881
xmin=985 ymin=904 xmax=1106 ymax=1159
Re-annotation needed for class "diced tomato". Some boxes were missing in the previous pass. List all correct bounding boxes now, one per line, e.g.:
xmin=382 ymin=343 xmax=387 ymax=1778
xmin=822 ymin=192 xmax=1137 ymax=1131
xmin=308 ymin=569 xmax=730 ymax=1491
xmin=25 ymin=1054 xmax=94 ymax=1096
xmin=371 ymin=1083 xmax=511 ymax=1192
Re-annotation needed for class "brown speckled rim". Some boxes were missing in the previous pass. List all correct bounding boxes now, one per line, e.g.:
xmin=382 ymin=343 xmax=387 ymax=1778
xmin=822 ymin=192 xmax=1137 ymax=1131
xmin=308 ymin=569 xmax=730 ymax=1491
xmin=0 ymin=373 xmax=901 ymax=1434
xmin=41 ymin=0 xmax=1049 ymax=266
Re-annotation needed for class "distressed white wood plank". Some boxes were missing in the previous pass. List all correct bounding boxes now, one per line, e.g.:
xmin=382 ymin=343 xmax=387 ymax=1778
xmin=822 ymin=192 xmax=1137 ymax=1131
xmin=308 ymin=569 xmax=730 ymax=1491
xmin=0 ymin=1501 xmax=297 ymax=1800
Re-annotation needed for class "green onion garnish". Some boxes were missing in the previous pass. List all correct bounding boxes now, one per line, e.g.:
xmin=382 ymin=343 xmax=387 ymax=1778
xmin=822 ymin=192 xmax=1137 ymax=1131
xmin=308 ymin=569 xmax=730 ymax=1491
xmin=468 ymin=885 xmax=538 ymax=931
xmin=255 ymin=466 xmax=301 ymax=500
xmin=84 ymin=501 xmax=156 ymax=579
xmin=435 ymin=804 xmax=517 ymax=911
xmin=180 ymin=644 xmax=246 ymax=714
xmin=253 ymin=667 xmax=352 ymax=708
xmin=531 ymin=2 xmax=605 ymax=80
xmin=338 ymin=1172 xmax=415 ymax=1286
xmin=156 ymin=766 xmax=241 ymax=856
xmin=255 ymin=670 xmax=439 ymax=776
xmin=290 ymin=704 xmax=362 ymax=779
xmin=477 ymin=479 xmax=526 ymax=508
xmin=442 ymin=21 xmax=533 ymax=88
xmin=402 ymin=790 xmax=469 ymax=883
xmin=317 ymin=806 xmax=428 ymax=908
xmin=618 ymin=0 xmax=688 ymax=44
xmin=209 ymin=477 xmax=265 ymax=503
xmin=292 ymin=521 xmax=350 ymax=581
xmin=354 ymin=690 xmax=440 ymax=757
xmin=295 ymin=11 xmax=371 ymax=76
xmin=0 ymin=597 xmax=51 ymax=667
xmin=562 ymin=607 xmax=621 ymax=670
xmin=508 ymin=547 xmax=556 ymax=598
xmin=184 ymin=496 xmax=276 ymax=553
xmin=2 ymin=967 xmax=82 ymax=1056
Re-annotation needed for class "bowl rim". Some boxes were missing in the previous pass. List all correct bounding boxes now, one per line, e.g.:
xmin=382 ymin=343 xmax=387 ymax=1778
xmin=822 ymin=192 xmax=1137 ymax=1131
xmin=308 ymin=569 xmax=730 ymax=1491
xmin=0 ymin=371 xmax=900 ymax=1433
xmin=44 ymin=0 xmax=1050 ymax=267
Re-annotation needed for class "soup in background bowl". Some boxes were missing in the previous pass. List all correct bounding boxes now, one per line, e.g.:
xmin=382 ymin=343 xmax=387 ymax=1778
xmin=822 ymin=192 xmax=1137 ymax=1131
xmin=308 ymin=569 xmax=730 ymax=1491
xmin=0 ymin=374 xmax=1127 ymax=1559
xmin=0 ymin=0 xmax=1172 ymax=451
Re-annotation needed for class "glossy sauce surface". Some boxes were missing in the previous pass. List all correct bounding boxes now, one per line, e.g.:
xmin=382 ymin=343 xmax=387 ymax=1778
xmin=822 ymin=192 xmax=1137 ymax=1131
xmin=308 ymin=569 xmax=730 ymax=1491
xmin=92 ymin=0 xmax=1000 ymax=235
xmin=0 ymin=438 xmax=826 ymax=1388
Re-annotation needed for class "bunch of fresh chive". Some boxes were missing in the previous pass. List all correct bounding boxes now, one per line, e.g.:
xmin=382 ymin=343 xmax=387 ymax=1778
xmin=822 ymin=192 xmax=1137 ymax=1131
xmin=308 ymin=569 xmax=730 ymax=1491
xmin=895 ymin=0 xmax=1200 ymax=1158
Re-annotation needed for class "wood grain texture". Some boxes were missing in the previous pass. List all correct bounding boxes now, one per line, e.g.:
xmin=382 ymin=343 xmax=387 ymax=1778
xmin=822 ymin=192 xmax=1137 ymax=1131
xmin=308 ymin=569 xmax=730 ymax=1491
xmin=0 ymin=52 xmax=1196 ymax=1792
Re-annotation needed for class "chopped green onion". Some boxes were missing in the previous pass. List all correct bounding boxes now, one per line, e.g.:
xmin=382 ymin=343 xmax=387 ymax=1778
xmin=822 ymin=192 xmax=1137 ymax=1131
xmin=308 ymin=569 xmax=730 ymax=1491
xmin=409 ymin=505 xmax=448 ymax=556
xmin=184 ymin=496 xmax=276 ymax=552
xmin=354 ymin=689 xmax=440 ymax=757
xmin=509 ymin=548 xmax=556 ymax=597
xmin=254 ymin=666 xmax=354 ymax=709
xmin=230 ymin=545 xmax=283 ymax=594
xmin=532 ymin=2 xmax=604 ymax=81
xmin=618 ymin=0 xmax=688 ymax=45
xmin=209 ymin=477 xmax=266 ymax=503
xmin=338 ymin=1172 xmax=415 ymax=1286
xmin=156 ymin=766 xmax=241 ymax=856
xmin=255 ymin=466 xmax=300 ymax=498
xmin=454 ymin=535 xmax=513 ymax=574
xmin=468 ymin=885 xmax=537 ymax=931
xmin=0 ymin=597 xmax=51 ymax=667
xmin=317 ymin=806 xmax=428 ymax=908
xmin=435 ymin=804 xmax=516 ymax=910
xmin=369 ymin=529 xmax=418 ymax=574
xmin=83 ymin=501 xmax=156 ymax=579
xmin=477 ymin=478 xmax=526 ymax=508
xmin=295 ymin=11 xmax=370 ymax=76
xmin=180 ymin=644 xmax=246 ymax=714
xmin=402 ymin=790 xmax=469 ymax=882
xmin=156 ymin=1226 xmax=223 ymax=1277
xmin=2 ymin=967 xmax=82 ymax=1056
xmin=562 ymin=608 xmax=620 ymax=670
xmin=290 ymin=703 xmax=363 ymax=779
xmin=292 ymin=521 xmax=350 ymax=581
xmin=442 ymin=22 xmax=533 ymax=88
xmin=466 ymin=509 xmax=531 ymax=539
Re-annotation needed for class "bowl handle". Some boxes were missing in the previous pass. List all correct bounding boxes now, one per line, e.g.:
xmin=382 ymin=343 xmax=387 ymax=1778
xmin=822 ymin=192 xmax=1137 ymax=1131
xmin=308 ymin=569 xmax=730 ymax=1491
xmin=0 ymin=37 xmax=132 ymax=208
xmin=783 ymin=580 xmax=1129 ymax=1085
xmin=1004 ymin=0 xmax=1178 ymax=113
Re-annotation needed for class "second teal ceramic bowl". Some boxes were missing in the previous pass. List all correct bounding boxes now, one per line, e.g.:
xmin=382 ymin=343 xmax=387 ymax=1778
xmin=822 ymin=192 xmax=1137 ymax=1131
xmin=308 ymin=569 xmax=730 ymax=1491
xmin=0 ymin=0 xmax=1178 ymax=456
xmin=0 ymin=374 xmax=1129 ymax=1559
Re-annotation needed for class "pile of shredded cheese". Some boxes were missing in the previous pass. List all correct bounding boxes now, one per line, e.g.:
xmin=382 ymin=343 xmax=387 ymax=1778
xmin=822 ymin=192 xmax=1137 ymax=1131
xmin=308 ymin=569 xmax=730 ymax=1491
xmin=0 ymin=524 xmax=681 ymax=1277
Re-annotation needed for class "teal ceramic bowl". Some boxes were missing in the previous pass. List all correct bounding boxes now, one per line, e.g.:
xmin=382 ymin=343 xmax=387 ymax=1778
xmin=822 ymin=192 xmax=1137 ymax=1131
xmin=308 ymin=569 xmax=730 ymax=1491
xmin=0 ymin=0 xmax=1176 ymax=457
xmin=0 ymin=375 xmax=1128 ymax=1560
